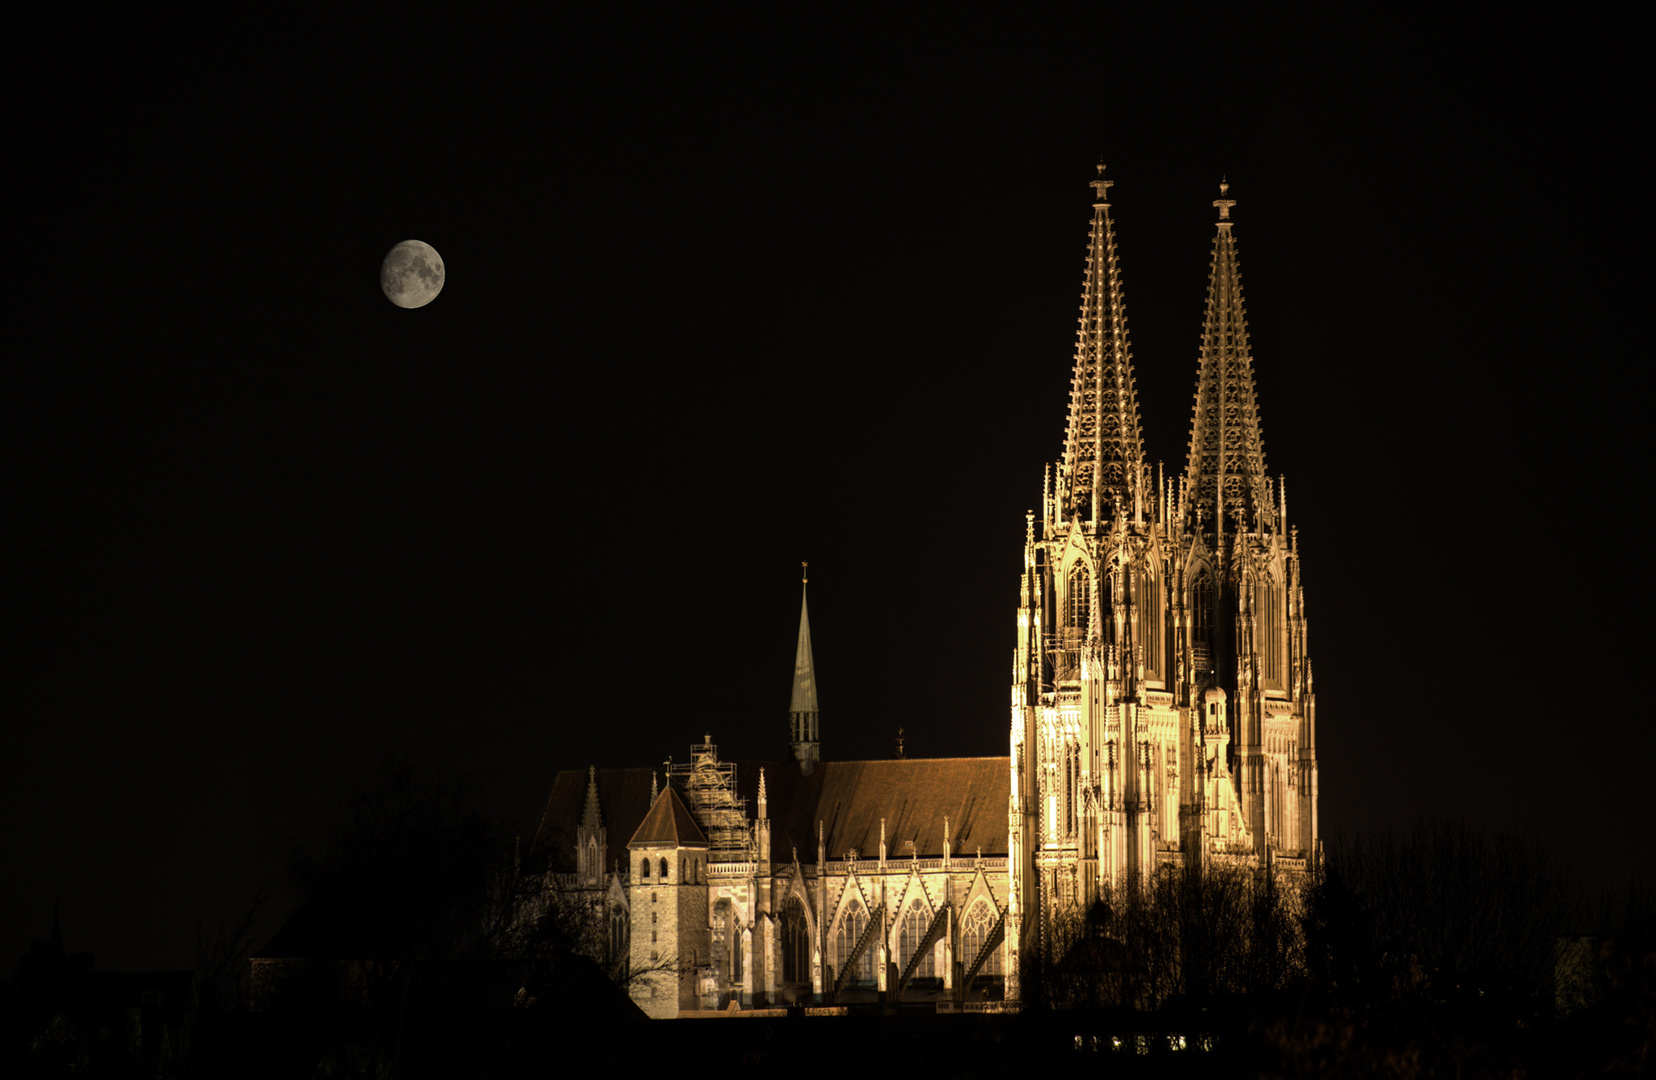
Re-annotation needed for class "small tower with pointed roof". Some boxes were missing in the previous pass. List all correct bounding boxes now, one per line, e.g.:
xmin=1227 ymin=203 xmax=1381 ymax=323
xmin=575 ymin=766 xmax=606 ymax=888
xmin=790 ymin=563 xmax=820 ymax=775
xmin=626 ymin=785 xmax=710 ymax=1018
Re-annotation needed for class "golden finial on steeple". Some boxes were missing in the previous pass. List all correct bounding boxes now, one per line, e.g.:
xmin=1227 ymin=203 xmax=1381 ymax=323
xmin=1214 ymin=179 xmax=1236 ymax=221
xmin=801 ymin=560 xmax=808 ymax=584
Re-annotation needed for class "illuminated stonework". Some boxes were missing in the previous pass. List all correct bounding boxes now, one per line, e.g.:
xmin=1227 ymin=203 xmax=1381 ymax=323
xmin=534 ymin=170 xmax=1321 ymax=1015
xmin=1005 ymin=171 xmax=1320 ymax=996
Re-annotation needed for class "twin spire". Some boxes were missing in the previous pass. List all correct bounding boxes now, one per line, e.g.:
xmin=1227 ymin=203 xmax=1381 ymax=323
xmin=1185 ymin=180 xmax=1273 ymax=534
xmin=1060 ymin=168 xmax=1272 ymax=536
xmin=1060 ymin=164 xmax=1145 ymax=524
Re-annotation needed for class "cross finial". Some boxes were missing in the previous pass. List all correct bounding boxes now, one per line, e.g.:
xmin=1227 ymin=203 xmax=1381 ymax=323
xmin=1090 ymin=162 xmax=1114 ymax=205
xmin=1214 ymin=180 xmax=1236 ymax=221
xmin=801 ymin=560 xmax=808 ymax=584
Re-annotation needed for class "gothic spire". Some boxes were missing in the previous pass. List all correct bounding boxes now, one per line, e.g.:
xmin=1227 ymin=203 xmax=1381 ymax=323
xmin=580 ymin=765 xmax=602 ymax=830
xmin=1060 ymin=164 xmax=1146 ymax=524
xmin=790 ymin=563 xmax=820 ymax=775
xmin=1184 ymin=182 xmax=1273 ymax=535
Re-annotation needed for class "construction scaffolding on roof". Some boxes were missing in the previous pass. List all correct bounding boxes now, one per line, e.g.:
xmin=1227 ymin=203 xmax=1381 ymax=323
xmin=668 ymin=737 xmax=752 ymax=861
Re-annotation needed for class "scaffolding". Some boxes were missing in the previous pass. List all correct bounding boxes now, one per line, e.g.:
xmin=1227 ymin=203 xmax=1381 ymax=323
xmin=667 ymin=737 xmax=751 ymax=861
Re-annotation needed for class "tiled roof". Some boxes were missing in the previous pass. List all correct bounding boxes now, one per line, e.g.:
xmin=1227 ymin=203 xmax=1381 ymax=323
xmin=534 ymin=756 xmax=1010 ymax=870
xmin=628 ymin=786 xmax=707 ymax=848
xmin=777 ymin=758 xmax=1009 ymax=861
xmin=530 ymin=766 xmax=655 ymax=873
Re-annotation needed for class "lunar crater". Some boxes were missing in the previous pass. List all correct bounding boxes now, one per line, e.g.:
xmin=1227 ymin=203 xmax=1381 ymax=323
xmin=380 ymin=240 xmax=445 ymax=309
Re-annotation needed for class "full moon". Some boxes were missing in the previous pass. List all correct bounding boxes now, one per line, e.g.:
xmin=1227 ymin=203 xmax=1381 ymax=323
xmin=379 ymin=240 xmax=445 ymax=309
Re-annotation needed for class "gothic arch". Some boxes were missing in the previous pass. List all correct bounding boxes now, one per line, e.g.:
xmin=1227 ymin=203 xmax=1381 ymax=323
xmin=832 ymin=895 xmax=875 ymax=985
xmin=890 ymin=867 xmax=937 ymax=922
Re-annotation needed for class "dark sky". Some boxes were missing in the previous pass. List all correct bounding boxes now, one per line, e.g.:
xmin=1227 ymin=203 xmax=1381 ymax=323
xmin=11 ymin=11 xmax=1645 ymax=971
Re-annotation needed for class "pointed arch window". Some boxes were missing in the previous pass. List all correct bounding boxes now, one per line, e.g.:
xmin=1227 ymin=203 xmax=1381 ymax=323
xmin=1192 ymin=569 xmax=1214 ymax=676
xmin=1066 ymin=562 xmax=1092 ymax=640
xmin=960 ymin=899 xmax=1001 ymax=976
xmin=609 ymin=905 xmax=629 ymax=976
xmin=713 ymin=899 xmax=741 ymax=987
xmin=898 ymin=901 xmax=935 ymax=980
xmin=1258 ymin=573 xmax=1283 ymax=688
xmin=781 ymin=898 xmax=809 ymax=984
xmin=1137 ymin=567 xmax=1162 ymax=681
xmin=835 ymin=900 xmax=873 ymax=986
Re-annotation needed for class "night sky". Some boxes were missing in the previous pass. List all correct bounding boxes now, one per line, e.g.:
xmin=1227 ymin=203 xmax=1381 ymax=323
xmin=11 ymin=11 xmax=1644 ymax=972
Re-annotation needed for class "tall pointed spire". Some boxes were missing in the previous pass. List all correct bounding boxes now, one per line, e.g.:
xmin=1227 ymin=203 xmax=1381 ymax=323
xmin=1185 ymin=181 xmax=1273 ymax=534
xmin=1060 ymin=163 xmax=1146 ymax=525
xmin=789 ymin=562 xmax=819 ymax=775
xmin=580 ymin=765 xmax=602 ymax=830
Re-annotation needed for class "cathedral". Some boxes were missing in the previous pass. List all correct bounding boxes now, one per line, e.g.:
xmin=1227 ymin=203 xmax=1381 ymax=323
xmin=532 ymin=167 xmax=1320 ymax=1017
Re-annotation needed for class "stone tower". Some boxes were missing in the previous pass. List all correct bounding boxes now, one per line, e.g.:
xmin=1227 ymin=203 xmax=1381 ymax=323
xmin=627 ymin=784 xmax=710 ymax=1018
xmin=1007 ymin=170 xmax=1319 ymax=983
xmin=1178 ymin=182 xmax=1318 ymax=859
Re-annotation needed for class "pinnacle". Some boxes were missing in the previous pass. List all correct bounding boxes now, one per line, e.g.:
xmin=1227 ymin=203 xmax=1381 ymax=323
xmin=1183 ymin=190 xmax=1274 ymax=535
xmin=1060 ymin=166 xmax=1145 ymax=525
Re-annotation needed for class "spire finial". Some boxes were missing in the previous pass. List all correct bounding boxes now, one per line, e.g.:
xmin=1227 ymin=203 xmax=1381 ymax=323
xmin=1214 ymin=180 xmax=1236 ymax=222
xmin=801 ymin=560 xmax=808 ymax=584
xmin=1090 ymin=162 xmax=1114 ymax=206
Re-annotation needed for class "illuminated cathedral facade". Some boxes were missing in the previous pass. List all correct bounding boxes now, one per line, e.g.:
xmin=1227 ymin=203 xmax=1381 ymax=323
xmin=533 ymin=168 xmax=1320 ymax=1015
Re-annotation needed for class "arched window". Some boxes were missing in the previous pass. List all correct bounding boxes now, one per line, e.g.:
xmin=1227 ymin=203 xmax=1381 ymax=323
xmin=898 ymin=901 xmax=935 ymax=980
xmin=834 ymin=900 xmax=873 ymax=985
xmin=1138 ymin=567 xmax=1161 ymax=680
xmin=712 ymin=900 xmax=740 ymax=987
xmin=1066 ymin=562 xmax=1091 ymax=638
xmin=960 ymin=900 xmax=1001 ymax=976
xmin=609 ymin=905 xmax=629 ymax=971
xmin=1192 ymin=569 xmax=1214 ymax=676
xmin=659 ymin=857 xmax=669 ymax=879
xmin=781 ymin=898 xmax=810 ymax=984
xmin=1258 ymin=575 xmax=1282 ymax=687
xmin=640 ymin=858 xmax=650 ymax=878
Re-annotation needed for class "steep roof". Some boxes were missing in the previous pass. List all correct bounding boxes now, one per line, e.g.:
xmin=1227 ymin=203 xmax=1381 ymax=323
xmin=774 ymin=757 xmax=1009 ymax=861
xmin=789 ymin=583 xmax=818 ymax=716
xmin=627 ymin=786 xmax=707 ymax=848
xmin=1060 ymin=164 xmax=1146 ymax=523
xmin=534 ymin=755 xmax=1011 ymax=871
xmin=531 ymin=766 xmax=655 ymax=872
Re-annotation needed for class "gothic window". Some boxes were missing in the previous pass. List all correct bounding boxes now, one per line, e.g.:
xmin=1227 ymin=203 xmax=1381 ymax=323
xmin=898 ymin=901 xmax=934 ymax=980
xmin=1066 ymin=562 xmax=1091 ymax=640
xmin=1138 ymin=567 xmax=1162 ymax=680
xmin=960 ymin=899 xmax=1001 ymax=976
xmin=1064 ymin=743 xmax=1077 ymax=837
xmin=835 ymin=900 xmax=873 ymax=985
xmin=659 ymin=857 xmax=669 ymax=879
xmin=713 ymin=900 xmax=741 ymax=986
xmin=640 ymin=858 xmax=650 ymax=878
xmin=609 ymin=905 xmax=628 ymax=968
xmin=1258 ymin=575 xmax=1283 ymax=688
xmin=781 ymin=898 xmax=809 ymax=984
xmin=1192 ymin=569 xmax=1214 ymax=675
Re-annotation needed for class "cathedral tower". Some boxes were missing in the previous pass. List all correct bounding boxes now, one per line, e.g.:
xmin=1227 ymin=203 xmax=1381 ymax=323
xmin=1178 ymin=184 xmax=1317 ymax=859
xmin=1009 ymin=165 xmax=1181 ymax=982
xmin=1009 ymin=171 xmax=1320 ymax=983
